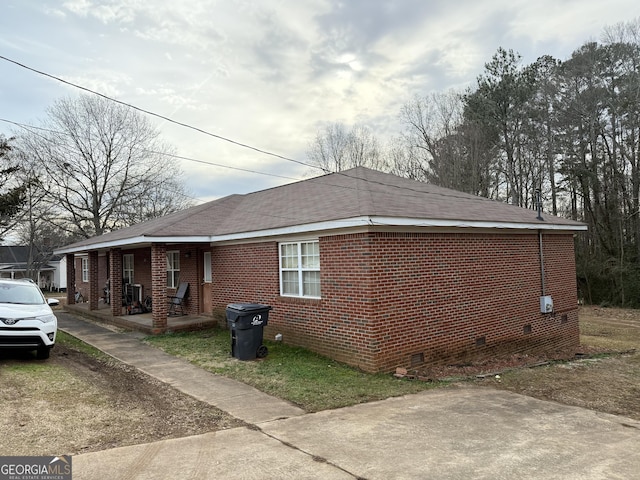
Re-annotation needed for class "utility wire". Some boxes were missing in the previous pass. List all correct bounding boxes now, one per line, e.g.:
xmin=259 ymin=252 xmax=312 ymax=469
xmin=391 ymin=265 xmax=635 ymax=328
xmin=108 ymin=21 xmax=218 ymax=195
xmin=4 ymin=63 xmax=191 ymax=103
xmin=0 ymin=54 xmax=318 ymax=170
xmin=0 ymin=118 xmax=201 ymax=203
xmin=0 ymin=118 xmax=303 ymax=185
xmin=0 ymin=55 xmax=495 ymax=207
xmin=1 ymin=117 xmax=487 ymax=209
xmin=1 ymin=56 xmax=541 ymax=240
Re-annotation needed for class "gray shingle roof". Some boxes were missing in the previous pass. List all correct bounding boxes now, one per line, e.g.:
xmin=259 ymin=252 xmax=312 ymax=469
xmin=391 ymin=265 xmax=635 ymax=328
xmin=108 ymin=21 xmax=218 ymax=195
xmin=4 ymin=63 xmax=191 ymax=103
xmin=57 ymin=167 xmax=586 ymax=252
xmin=0 ymin=246 xmax=30 ymax=263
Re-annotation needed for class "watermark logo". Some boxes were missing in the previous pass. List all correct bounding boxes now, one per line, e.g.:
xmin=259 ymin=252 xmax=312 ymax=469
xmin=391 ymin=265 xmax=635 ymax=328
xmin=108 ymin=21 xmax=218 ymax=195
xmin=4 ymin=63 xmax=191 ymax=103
xmin=0 ymin=456 xmax=72 ymax=480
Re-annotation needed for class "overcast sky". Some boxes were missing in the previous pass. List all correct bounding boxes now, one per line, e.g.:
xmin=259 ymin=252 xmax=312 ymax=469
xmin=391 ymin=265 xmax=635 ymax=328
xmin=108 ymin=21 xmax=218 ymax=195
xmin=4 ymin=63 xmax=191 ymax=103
xmin=1 ymin=0 xmax=639 ymax=203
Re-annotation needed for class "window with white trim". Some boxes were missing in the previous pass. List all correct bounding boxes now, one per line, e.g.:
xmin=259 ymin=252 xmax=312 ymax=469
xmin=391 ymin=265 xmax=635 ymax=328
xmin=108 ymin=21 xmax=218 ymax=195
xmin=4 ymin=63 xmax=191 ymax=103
xmin=167 ymin=251 xmax=180 ymax=288
xmin=123 ymin=254 xmax=134 ymax=284
xmin=81 ymin=257 xmax=89 ymax=283
xmin=279 ymin=241 xmax=320 ymax=298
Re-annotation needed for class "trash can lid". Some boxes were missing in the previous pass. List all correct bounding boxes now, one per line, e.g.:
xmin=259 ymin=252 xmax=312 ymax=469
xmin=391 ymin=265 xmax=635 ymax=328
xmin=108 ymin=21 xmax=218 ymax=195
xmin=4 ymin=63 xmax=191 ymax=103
xmin=226 ymin=303 xmax=272 ymax=312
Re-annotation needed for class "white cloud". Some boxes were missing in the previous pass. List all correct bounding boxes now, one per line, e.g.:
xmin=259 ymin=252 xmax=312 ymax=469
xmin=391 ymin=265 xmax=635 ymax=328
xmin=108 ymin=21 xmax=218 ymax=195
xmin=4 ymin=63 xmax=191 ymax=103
xmin=61 ymin=0 xmax=92 ymax=16
xmin=62 ymin=0 xmax=137 ymax=23
xmin=2 ymin=0 xmax=639 ymax=202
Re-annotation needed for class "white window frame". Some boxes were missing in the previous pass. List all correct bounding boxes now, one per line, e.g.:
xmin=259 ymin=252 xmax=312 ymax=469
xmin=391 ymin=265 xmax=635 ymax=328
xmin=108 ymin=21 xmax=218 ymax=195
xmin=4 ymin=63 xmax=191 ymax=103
xmin=279 ymin=240 xmax=321 ymax=298
xmin=81 ymin=257 xmax=89 ymax=283
xmin=167 ymin=250 xmax=180 ymax=288
xmin=203 ymin=251 xmax=212 ymax=283
xmin=123 ymin=254 xmax=134 ymax=284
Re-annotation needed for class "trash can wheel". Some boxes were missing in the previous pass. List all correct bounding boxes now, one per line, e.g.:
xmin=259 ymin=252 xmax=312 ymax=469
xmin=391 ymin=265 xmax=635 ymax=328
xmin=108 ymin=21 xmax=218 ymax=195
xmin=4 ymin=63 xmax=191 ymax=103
xmin=256 ymin=345 xmax=268 ymax=358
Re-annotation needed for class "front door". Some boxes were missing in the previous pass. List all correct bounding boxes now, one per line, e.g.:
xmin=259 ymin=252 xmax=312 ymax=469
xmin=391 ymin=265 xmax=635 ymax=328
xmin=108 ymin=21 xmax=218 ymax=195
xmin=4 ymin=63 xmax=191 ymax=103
xmin=200 ymin=251 xmax=212 ymax=314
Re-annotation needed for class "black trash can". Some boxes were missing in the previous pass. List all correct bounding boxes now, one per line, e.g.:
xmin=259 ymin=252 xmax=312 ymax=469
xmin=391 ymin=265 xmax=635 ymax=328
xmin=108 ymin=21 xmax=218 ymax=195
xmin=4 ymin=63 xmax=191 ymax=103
xmin=226 ymin=303 xmax=272 ymax=360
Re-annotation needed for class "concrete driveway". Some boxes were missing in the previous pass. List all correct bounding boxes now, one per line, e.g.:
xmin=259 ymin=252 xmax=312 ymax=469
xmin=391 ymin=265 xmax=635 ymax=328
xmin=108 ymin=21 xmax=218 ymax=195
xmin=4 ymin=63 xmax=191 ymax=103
xmin=74 ymin=386 xmax=640 ymax=479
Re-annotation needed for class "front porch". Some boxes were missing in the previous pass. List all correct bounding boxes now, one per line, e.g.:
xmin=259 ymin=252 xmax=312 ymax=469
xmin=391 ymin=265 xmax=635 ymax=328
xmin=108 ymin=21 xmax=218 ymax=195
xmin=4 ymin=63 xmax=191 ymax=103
xmin=65 ymin=243 xmax=213 ymax=334
xmin=64 ymin=302 xmax=220 ymax=335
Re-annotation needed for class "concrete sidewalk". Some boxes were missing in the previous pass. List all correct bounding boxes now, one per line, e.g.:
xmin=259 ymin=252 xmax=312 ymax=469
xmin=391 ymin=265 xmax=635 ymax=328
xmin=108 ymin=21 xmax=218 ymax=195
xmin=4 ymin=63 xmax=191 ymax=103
xmin=59 ymin=312 xmax=640 ymax=480
xmin=72 ymin=388 xmax=640 ymax=480
xmin=57 ymin=312 xmax=305 ymax=424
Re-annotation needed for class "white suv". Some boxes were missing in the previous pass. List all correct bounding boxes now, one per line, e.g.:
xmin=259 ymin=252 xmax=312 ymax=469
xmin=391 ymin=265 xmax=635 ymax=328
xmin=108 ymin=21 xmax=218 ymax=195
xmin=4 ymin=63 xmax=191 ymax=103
xmin=0 ymin=278 xmax=59 ymax=359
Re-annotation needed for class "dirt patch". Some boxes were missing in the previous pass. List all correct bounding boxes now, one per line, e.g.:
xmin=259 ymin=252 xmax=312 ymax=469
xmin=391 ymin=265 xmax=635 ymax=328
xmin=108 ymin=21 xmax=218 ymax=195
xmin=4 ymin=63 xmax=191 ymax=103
xmin=406 ymin=306 xmax=640 ymax=421
xmin=0 ymin=343 xmax=244 ymax=456
xmin=478 ymin=353 xmax=640 ymax=419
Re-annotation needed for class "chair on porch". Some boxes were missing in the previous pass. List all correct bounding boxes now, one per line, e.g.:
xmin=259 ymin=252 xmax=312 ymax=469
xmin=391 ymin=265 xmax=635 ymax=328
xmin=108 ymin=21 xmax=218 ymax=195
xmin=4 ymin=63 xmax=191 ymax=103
xmin=167 ymin=282 xmax=189 ymax=316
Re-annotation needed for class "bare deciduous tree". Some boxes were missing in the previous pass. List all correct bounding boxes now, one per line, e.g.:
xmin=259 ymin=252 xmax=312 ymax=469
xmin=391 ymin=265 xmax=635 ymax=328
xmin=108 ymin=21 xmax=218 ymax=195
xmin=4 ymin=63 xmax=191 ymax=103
xmin=306 ymin=122 xmax=386 ymax=173
xmin=17 ymin=95 xmax=191 ymax=238
xmin=0 ymin=135 xmax=27 ymax=242
xmin=386 ymin=136 xmax=427 ymax=182
xmin=399 ymin=91 xmax=466 ymax=189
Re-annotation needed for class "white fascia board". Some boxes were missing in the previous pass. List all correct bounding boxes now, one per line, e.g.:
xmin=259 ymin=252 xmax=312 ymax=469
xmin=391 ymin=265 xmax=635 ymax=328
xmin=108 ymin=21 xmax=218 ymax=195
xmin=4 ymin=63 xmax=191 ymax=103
xmin=54 ymin=235 xmax=215 ymax=254
xmin=210 ymin=216 xmax=587 ymax=243
xmin=368 ymin=217 xmax=589 ymax=231
xmin=55 ymin=216 xmax=587 ymax=254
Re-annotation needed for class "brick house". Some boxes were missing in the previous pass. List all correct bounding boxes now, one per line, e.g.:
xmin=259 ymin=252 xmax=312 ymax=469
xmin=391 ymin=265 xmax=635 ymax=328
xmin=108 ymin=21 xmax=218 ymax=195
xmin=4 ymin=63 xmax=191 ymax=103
xmin=56 ymin=167 xmax=587 ymax=373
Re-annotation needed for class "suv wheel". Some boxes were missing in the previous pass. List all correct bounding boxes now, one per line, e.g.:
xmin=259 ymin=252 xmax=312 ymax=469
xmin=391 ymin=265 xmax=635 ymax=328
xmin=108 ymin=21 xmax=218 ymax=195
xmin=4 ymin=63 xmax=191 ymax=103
xmin=36 ymin=346 xmax=51 ymax=360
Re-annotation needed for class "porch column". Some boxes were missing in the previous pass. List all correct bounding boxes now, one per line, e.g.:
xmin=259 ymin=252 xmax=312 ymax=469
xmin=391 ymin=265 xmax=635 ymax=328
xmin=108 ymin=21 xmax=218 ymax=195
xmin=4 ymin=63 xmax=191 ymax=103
xmin=66 ymin=253 xmax=75 ymax=305
xmin=151 ymin=243 xmax=167 ymax=333
xmin=109 ymin=248 xmax=122 ymax=317
xmin=88 ymin=251 xmax=99 ymax=311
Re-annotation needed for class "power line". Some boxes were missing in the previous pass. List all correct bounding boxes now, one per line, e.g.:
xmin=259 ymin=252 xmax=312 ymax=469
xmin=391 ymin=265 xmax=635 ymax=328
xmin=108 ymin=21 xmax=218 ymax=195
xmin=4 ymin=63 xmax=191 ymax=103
xmin=0 ymin=118 xmax=304 ymax=185
xmin=0 ymin=55 xmax=489 ymax=207
xmin=0 ymin=118 xmax=201 ymax=203
xmin=0 ymin=56 xmax=534 ymax=239
xmin=0 ymin=54 xmax=318 ymax=171
xmin=1 ymin=117 xmax=485 ymax=210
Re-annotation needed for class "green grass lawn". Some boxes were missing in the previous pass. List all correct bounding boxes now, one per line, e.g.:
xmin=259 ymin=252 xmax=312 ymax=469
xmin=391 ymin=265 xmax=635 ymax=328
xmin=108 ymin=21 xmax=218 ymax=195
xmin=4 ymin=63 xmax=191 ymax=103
xmin=58 ymin=330 xmax=111 ymax=360
xmin=144 ymin=328 xmax=441 ymax=412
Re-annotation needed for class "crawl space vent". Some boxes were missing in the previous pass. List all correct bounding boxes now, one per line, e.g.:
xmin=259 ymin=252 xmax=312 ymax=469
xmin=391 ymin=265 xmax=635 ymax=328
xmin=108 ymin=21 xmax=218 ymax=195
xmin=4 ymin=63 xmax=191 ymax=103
xmin=410 ymin=353 xmax=424 ymax=367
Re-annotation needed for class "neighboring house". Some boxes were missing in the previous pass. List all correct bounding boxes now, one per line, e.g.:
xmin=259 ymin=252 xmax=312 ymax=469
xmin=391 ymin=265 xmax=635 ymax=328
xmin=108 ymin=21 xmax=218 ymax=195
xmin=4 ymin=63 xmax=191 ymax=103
xmin=0 ymin=245 xmax=67 ymax=291
xmin=55 ymin=167 xmax=587 ymax=373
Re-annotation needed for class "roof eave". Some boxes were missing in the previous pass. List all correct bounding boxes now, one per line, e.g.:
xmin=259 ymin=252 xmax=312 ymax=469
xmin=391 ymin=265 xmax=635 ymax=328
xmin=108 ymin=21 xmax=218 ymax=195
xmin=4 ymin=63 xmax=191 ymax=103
xmin=54 ymin=235 xmax=217 ymax=255
xmin=368 ymin=216 xmax=589 ymax=231
xmin=211 ymin=216 xmax=588 ymax=243
xmin=54 ymin=216 xmax=586 ymax=254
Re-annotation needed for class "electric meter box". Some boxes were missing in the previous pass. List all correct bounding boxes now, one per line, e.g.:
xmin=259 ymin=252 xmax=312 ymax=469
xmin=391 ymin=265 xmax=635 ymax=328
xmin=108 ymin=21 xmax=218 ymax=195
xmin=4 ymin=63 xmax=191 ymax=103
xmin=540 ymin=295 xmax=553 ymax=313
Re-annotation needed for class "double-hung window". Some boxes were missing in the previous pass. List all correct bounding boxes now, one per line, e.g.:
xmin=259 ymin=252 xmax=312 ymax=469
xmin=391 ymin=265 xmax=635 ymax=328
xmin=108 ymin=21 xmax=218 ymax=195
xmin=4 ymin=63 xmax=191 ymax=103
xmin=81 ymin=257 xmax=89 ymax=283
xmin=167 ymin=251 xmax=180 ymax=288
xmin=280 ymin=241 xmax=320 ymax=298
xmin=123 ymin=254 xmax=134 ymax=284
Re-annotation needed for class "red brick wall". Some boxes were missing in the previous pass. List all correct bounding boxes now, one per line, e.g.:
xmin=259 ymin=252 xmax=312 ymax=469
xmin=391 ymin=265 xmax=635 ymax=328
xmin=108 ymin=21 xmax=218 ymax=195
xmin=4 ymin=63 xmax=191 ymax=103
xmin=362 ymin=232 xmax=579 ymax=372
xmin=151 ymin=244 xmax=167 ymax=332
xmin=125 ymin=244 xmax=201 ymax=318
xmin=210 ymin=231 xmax=580 ymax=373
xmin=74 ymin=254 xmax=108 ymax=303
xmin=88 ymin=251 xmax=99 ymax=310
xmin=211 ymin=238 xmax=380 ymax=370
xmin=65 ymin=254 xmax=75 ymax=305
xmin=211 ymin=242 xmax=280 ymax=306
xmin=109 ymin=249 xmax=122 ymax=317
xmin=120 ymin=248 xmax=152 ymax=302
xmin=168 ymin=244 xmax=201 ymax=316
